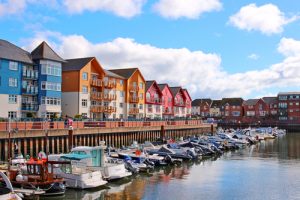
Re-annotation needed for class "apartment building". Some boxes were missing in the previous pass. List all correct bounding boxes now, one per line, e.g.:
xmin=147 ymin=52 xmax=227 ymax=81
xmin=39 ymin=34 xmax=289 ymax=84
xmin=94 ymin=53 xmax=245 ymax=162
xmin=169 ymin=87 xmax=186 ymax=118
xmin=158 ymin=84 xmax=174 ymax=119
xmin=145 ymin=80 xmax=163 ymax=119
xmin=278 ymin=92 xmax=300 ymax=121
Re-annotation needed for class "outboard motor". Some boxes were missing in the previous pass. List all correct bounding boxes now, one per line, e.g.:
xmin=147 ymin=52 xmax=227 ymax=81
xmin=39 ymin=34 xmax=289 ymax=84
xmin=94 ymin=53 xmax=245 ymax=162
xmin=144 ymin=159 xmax=155 ymax=168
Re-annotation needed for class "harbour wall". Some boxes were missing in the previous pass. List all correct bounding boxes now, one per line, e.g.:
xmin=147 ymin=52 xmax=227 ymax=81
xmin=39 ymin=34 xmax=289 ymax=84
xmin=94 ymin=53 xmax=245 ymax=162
xmin=0 ymin=123 xmax=215 ymax=161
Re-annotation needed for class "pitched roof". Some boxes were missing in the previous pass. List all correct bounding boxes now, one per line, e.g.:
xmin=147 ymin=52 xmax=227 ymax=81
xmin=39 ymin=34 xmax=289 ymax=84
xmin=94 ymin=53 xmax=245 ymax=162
xmin=192 ymin=99 xmax=212 ymax=106
xmin=146 ymin=80 xmax=155 ymax=91
xmin=104 ymin=69 xmax=124 ymax=79
xmin=262 ymin=97 xmax=277 ymax=104
xmin=169 ymin=87 xmax=182 ymax=97
xmin=278 ymin=92 xmax=300 ymax=95
xmin=63 ymin=57 xmax=94 ymax=71
xmin=0 ymin=39 xmax=33 ymax=64
xmin=31 ymin=41 xmax=65 ymax=62
xmin=182 ymin=89 xmax=192 ymax=101
xmin=211 ymin=100 xmax=222 ymax=107
xmin=222 ymin=98 xmax=244 ymax=106
xmin=157 ymin=83 xmax=168 ymax=91
xmin=108 ymin=68 xmax=138 ymax=79
xmin=243 ymin=99 xmax=259 ymax=106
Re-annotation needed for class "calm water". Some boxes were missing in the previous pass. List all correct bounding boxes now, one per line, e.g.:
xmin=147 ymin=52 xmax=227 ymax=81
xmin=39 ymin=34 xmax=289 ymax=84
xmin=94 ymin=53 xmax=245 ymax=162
xmin=51 ymin=133 xmax=300 ymax=200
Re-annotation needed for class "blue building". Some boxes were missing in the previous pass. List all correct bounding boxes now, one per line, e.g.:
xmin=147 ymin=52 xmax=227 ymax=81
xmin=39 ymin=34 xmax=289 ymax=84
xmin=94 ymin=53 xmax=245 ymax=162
xmin=0 ymin=39 xmax=64 ymax=119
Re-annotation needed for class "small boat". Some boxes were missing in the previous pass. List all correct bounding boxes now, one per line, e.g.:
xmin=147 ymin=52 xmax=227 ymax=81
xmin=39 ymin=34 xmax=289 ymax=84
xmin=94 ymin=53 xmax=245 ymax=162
xmin=49 ymin=154 xmax=108 ymax=189
xmin=70 ymin=146 xmax=132 ymax=181
xmin=146 ymin=144 xmax=193 ymax=160
xmin=0 ymin=171 xmax=22 ymax=200
xmin=8 ymin=158 xmax=66 ymax=196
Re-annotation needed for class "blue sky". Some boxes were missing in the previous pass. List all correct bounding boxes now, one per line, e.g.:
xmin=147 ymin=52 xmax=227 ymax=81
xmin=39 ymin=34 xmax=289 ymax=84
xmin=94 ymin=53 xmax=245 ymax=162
xmin=1 ymin=0 xmax=300 ymax=99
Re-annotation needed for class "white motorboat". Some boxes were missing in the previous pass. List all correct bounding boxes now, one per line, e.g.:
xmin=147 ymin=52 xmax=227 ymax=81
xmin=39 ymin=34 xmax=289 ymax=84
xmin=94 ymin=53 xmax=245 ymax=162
xmin=49 ymin=154 xmax=107 ymax=189
xmin=70 ymin=146 xmax=132 ymax=181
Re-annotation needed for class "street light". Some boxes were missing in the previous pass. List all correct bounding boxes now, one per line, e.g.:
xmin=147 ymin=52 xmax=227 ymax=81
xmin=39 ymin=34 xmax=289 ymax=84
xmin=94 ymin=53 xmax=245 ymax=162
xmin=258 ymin=120 xmax=261 ymax=127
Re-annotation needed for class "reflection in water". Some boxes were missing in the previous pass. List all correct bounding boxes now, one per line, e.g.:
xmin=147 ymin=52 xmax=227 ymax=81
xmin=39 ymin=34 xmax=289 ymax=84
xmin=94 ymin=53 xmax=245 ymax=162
xmin=61 ymin=133 xmax=300 ymax=200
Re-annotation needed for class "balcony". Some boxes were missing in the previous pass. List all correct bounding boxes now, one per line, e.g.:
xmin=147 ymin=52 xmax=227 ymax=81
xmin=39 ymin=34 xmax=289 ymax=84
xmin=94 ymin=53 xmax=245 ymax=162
xmin=103 ymin=81 xmax=116 ymax=89
xmin=90 ymin=92 xmax=103 ymax=100
xmin=90 ymin=106 xmax=104 ymax=113
xmin=22 ymin=70 xmax=38 ymax=80
xmin=129 ymin=96 xmax=139 ymax=103
xmin=129 ymin=108 xmax=139 ymax=114
xmin=90 ymin=79 xmax=103 ymax=87
xmin=103 ymin=94 xmax=116 ymax=101
xmin=103 ymin=106 xmax=116 ymax=113
xmin=174 ymin=101 xmax=185 ymax=107
xmin=163 ymin=108 xmax=173 ymax=115
xmin=146 ymin=97 xmax=162 ymax=104
xmin=21 ymin=103 xmax=39 ymax=111
xmin=129 ymin=86 xmax=139 ymax=92
xmin=22 ymin=86 xmax=38 ymax=95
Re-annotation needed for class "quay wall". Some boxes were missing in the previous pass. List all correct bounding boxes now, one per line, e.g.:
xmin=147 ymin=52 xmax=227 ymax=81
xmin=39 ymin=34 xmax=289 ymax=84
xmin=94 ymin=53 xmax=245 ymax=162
xmin=218 ymin=122 xmax=300 ymax=132
xmin=0 ymin=123 xmax=215 ymax=161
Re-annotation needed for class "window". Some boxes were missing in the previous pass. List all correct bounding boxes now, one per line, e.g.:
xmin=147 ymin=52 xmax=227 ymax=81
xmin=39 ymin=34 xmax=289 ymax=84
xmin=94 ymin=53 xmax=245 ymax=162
xmin=8 ymin=111 xmax=17 ymax=119
xmin=8 ymin=95 xmax=17 ymax=104
xmin=119 ymin=114 xmax=123 ymax=119
xmin=120 ymin=91 xmax=125 ymax=97
xmin=146 ymin=92 xmax=151 ymax=100
xmin=290 ymin=102 xmax=293 ymax=106
xmin=279 ymin=96 xmax=287 ymax=100
xmin=82 ymin=86 xmax=88 ymax=94
xmin=119 ymin=80 xmax=124 ymax=86
xmin=41 ymin=97 xmax=61 ymax=106
xmin=82 ymin=72 xmax=88 ymax=80
xmin=41 ymin=62 xmax=61 ymax=76
xmin=9 ymin=78 xmax=17 ymax=87
xmin=139 ymin=104 xmax=143 ymax=110
xmin=119 ymin=103 xmax=123 ymax=108
xmin=41 ymin=82 xmax=61 ymax=91
xmin=290 ymin=109 xmax=293 ymax=113
xmin=139 ymin=82 xmax=143 ymax=89
xmin=9 ymin=61 xmax=18 ymax=70
xmin=139 ymin=93 xmax=143 ymax=100
xmin=296 ymin=103 xmax=299 ymax=106
xmin=82 ymin=99 xmax=87 ymax=107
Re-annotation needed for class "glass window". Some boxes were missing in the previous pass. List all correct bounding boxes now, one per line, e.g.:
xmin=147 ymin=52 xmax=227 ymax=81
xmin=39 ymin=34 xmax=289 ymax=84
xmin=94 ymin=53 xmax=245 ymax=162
xmin=82 ymin=99 xmax=87 ymax=107
xmin=82 ymin=72 xmax=88 ymax=80
xmin=9 ymin=61 xmax=18 ymax=70
xmin=139 ymin=93 xmax=143 ymax=100
xmin=8 ymin=111 xmax=17 ymax=119
xmin=41 ymin=81 xmax=61 ymax=91
xmin=9 ymin=78 xmax=17 ymax=87
xmin=120 ymin=80 xmax=124 ymax=86
xmin=139 ymin=82 xmax=143 ymax=89
xmin=119 ymin=103 xmax=123 ymax=108
xmin=139 ymin=104 xmax=143 ymax=109
xmin=120 ymin=91 xmax=125 ymax=97
xmin=8 ymin=95 xmax=17 ymax=104
xmin=82 ymin=86 xmax=88 ymax=93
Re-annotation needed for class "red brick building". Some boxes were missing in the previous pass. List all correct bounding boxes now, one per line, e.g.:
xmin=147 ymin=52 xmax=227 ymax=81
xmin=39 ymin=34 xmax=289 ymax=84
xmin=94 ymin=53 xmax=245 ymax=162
xmin=278 ymin=92 xmax=300 ymax=122
xmin=221 ymin=98 xmax=244 ymax=122
xmin=191 ymin=99 xmax=212 ymax=117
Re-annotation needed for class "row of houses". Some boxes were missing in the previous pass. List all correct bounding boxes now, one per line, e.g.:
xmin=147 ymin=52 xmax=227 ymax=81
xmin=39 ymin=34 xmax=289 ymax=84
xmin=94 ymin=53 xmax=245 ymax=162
xmin=192 ymin=92 xmax=300 ymax=123
xmin=0 ymin=39 xmax=192 ymax=120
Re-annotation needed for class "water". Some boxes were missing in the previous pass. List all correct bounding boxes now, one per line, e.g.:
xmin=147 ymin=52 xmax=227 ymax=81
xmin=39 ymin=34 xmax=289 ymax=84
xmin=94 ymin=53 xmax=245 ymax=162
xmin=58 ymin=133 xmax=300 ymax=200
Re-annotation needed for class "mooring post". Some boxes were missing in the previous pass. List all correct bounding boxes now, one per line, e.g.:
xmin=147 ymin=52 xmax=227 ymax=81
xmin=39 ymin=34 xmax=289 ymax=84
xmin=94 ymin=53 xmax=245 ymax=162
xmin=68 ymin=126 xmax=74 ymax=152
xmin=210 ymin=123 xmax=214 ymax=135
xmin=160 ymin=125 xmax=165 ymax=141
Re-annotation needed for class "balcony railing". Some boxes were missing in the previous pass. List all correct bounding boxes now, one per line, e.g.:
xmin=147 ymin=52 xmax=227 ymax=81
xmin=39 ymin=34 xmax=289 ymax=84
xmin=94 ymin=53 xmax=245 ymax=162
xmin=129 ymin=97 xmax=139 ymax=103
xmin=146 ymin=97 xmax=162 ymax=104
xmin=22 ymin=70 xmax=38 ymax=80
xmin=90 ymin=106 xmax=116 ymax=113
xmin=21 ymin=103 xmax=39 ymax=111
xmin=103 ymin=94 xmax=117 ymax=101
xmin=129 ymin=108 xmax=139 ymax=114
xmin=174 ymin=101 xmax=185 ymax=107
xmin=90 ymin=92 xmax=103 ymax=100
xmin=90 ymin=79 xmax=102 ymax=87
xmin=129 ymin=86 xmax=139 ymax=92
xmin=103 ymin=81 xmax=116 ymax=89
xmin=22 ymin=86 xmax=38 ymax=95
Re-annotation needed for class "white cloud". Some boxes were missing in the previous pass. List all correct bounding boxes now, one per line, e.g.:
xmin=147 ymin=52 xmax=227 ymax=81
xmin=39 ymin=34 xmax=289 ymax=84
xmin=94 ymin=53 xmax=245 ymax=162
xmin=62 ymin=0 xmax=146 ymax=18
xmin=153 ymin=0 xmax=222 ymax=19
xmin=229 ymin=3 xmax=299 ymax=35
xmin=21 ymin=32 xmax=300 ymax=99
xmin=248 ymin=53 xmax=259 ymax=60
xmin=0 ymin=0 xmax=26 ymax=17
xmin=277 ymin=37 xmax=300 ymax=57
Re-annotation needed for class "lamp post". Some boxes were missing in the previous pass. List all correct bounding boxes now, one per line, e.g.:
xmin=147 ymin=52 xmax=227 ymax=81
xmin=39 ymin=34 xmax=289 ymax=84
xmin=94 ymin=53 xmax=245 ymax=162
xmin=238 ymin=121 xmax=241 ymax=129
xmin=258 ymin=120 xmax=261 ymax=128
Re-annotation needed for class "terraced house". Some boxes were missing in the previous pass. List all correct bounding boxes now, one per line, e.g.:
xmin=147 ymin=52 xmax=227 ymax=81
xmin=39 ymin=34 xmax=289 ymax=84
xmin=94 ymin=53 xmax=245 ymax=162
xmin=158 ymin=84 xmax=174 ymax=119
xmin=0 ymin=39 xmax=64 ymax=119
xmin=170 ymin=87 xmax=187 ymax=118
xmin=109 ymin=68 xmax=146 ymax=119
xmin=145 ymin=80 xmax=163 ymax=119
xmin=61 ymin=57 xmax=123 ymax=119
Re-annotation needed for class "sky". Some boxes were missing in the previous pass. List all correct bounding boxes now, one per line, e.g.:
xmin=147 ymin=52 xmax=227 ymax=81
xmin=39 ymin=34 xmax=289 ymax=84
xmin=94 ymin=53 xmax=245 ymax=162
xmin=1 ymin=0 xmax=300 ymax=100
